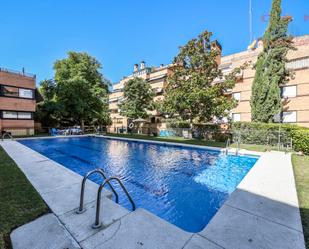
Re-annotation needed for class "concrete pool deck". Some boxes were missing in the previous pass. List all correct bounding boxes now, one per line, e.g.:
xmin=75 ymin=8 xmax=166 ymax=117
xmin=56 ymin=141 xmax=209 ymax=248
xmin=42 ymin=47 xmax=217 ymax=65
xmin=0 ymin=139 xmax=306 ymax=249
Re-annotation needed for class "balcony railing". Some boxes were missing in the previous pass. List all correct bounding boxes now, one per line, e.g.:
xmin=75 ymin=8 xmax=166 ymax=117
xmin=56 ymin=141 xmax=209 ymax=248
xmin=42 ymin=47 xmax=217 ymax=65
xmin=0 ymin=67 xmax=36 ymax=79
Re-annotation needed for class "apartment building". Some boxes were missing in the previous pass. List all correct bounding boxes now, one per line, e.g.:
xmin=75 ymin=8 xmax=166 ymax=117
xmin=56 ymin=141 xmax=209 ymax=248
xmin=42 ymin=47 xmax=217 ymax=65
xmin=108 ymin=61 xmax=173 ymax=133
xmin=0 ymin=68 xmax=37 ymax=136
xmin=227 ymin=35 xmax=309 ymax=127
xmin=108 ymin=35 xmax=309 ymax=132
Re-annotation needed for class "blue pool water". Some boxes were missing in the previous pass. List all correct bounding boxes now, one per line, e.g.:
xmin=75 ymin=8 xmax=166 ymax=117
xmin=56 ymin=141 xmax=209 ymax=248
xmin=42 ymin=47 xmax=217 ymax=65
xmin=19 ymin=137 xmax=258 ymax=232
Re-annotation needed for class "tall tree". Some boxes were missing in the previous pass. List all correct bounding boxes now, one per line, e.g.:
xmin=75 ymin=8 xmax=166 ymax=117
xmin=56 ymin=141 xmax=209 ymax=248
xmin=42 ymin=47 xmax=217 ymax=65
xmin=54 ymin=52 xmax=110 ymax=130
xmin=163 ymin=30 xmax=241 ymax=123
xmin=35 ymin=79 xmax=61 ymax=127
xmin=119 ymin=77 xmax=155 ymax=119
xmin=250 ymin=0 xmax=293 ymax=122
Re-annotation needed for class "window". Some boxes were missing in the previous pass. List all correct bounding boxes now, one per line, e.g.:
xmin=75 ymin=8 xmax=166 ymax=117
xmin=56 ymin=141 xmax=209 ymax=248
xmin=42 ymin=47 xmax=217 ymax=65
xmin=108 ymin=98 xmax=118 ymax=103
xmin=281 ymin=86 xmax=296 ymax=98
xmin=282 ymin=111 xmax=297 ymax=123
xmin=2 ymin=111 xmax=18 ymax=119
xmin=232 ymin=113 xmax=241 ymax=122
xmin=17 ymin=112 xmax=32 ymax=119
xmin=109 ymin=109 xmax=118 ymax=113
xmin=116 ymin=118 xmax=123 ymax=124
xmin=274 ymin=111 xmax=297 ymax=123
xmin=2 ymin=111 xmax=32 ymax=119
xmin=287 ymin=57 xmax=309 ymax=70
xmin=232 ymin=92 xmax=241 ymax=101
xmin=1 ymin=85 xmax=34 ymax=99
xmin=221 ymin=65 xmax=232 ymax=75
xmin=19 ymin=88 xmax=34 ymax=99
xmin=2 ymin=86 xmax=19 ymax=97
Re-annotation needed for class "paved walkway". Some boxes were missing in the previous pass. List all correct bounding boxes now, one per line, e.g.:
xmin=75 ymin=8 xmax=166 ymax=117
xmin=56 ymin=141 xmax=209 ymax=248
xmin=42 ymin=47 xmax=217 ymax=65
xmin=1 ymin=140 xmax=305 ymax=249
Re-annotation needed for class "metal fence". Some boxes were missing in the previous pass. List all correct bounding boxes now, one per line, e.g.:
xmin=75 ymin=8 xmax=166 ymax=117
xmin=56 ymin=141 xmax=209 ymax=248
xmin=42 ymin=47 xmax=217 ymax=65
xmin=159 ymin=127 xmax=293 ymax=151
xmin=0 ymin=67 xmax=36 ymax=78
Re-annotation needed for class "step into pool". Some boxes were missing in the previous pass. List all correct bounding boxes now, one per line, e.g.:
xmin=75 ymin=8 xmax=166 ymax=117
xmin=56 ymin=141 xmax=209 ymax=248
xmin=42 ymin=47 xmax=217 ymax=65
xmin=19 ymin=136 xmax=258 ymax=232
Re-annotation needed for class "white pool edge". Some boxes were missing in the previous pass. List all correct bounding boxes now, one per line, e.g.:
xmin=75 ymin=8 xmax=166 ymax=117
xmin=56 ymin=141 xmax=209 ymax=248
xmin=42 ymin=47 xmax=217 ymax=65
xmin=1 ymin=138 xmax=305 ymax=249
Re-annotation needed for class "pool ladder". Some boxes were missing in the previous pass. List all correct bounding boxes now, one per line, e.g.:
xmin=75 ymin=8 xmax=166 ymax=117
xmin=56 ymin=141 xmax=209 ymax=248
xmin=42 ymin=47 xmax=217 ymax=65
xmin=76 ymin=169 xmax=136 ymax=229
xmin=1 ymin=132 xmax=13 ymax=141
xmin=225 ymin=138 xmax=231 ymax=155
xmin=225 ymin=137 xmax=240 ymax=156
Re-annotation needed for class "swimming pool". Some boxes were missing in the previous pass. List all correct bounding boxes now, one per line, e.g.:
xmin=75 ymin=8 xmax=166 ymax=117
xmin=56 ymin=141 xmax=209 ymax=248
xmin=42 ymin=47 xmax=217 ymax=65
xmin=19 ymin=136 xmax=258 ymax=232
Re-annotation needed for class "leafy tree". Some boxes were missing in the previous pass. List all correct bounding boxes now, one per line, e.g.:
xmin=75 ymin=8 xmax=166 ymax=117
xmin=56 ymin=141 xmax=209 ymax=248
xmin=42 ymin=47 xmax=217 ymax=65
xmin=119 ymin=77 xmax=155 ymax=119
xmin=54 ymin=52 xmax=110 ymax=130
xmin=39 ymin=79 xmax=56 ymax=101
xmin=35 ymin=79 xmax=61 ymax=127
xmin=250 ymin=0 xmax=294 ymax=122
xmin=163 ymin=30 xmax=242 ymax=123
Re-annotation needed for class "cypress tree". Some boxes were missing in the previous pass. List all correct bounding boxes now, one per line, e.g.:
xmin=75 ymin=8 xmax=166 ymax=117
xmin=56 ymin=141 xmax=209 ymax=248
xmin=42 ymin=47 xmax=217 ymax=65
xmin=250 ymin=0 xmax=294 ymax=122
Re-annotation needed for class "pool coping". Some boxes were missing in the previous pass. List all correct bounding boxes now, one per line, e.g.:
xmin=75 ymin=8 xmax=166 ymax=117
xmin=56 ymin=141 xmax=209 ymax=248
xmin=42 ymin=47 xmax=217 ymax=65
xmin=1 ymin=137 xmax=305 ymax=249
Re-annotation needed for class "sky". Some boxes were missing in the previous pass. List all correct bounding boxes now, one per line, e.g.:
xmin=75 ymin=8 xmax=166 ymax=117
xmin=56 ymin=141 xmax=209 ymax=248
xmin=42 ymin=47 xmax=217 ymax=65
xmin=1 ymin=0 xmax=308 ymax=85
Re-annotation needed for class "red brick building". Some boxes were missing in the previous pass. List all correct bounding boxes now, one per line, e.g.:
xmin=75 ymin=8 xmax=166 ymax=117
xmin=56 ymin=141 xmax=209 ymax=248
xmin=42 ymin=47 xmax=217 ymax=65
xmin=0 ymin=68 xmax=37 ymax=136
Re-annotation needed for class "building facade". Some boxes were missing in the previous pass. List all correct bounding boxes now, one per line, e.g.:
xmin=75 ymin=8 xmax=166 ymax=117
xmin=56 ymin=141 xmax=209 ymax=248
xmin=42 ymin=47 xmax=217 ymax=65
xmin=226 ymin=35 xmax=309 ymax=127
xmin=0 ymin=68 xmax=37 ymax=136
xmin=108 ymin=62 xmax=173 ymax=133
xmin=108 ymin=35 xmax=309 ymax=132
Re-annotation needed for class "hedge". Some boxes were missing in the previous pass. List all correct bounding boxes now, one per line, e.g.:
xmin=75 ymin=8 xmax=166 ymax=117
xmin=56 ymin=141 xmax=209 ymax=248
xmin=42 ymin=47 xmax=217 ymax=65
xmin=291 ymin=129 xmax=309 ymax=155
xmin=166 ymin=119 xmax=191 ymax=128
xmin=231 ymin=122 xmax=309 ymax=154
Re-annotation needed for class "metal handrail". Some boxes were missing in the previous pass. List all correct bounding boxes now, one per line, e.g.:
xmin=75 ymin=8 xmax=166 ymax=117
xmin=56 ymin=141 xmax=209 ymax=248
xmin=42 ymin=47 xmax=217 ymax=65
xmin=76 ymin=169 xmax=119 ymax=214
xmin=235 ymin=134 xmax=241 ymax=156
xmin=92 ymin=177 xmax=135 ymax=229
xmin=225 ymin=138 xmax=230 ymax=155
xmin=1 ymin=132 xmax=13 ymax=141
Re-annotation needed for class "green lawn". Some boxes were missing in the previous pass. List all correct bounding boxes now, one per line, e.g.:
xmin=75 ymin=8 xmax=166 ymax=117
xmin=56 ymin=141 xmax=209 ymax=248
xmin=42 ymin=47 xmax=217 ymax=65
xmin=292 ymin=154 xmax=309 ymax=249
xmin=0 ymin=146 xmax=48 ymax=249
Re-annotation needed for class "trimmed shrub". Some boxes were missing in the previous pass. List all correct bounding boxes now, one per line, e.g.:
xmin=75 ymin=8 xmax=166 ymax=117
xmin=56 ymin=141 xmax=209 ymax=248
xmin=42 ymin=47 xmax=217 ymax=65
xmin=291 ymin=129 xmax=309 ymax=155
xmin=166 ymin=119 xmax=191 ymax=128
xmin=231 ymin=122 xmax=309 ymax=152
xmin=232 ymin=122 xmax=296 ymax=145
xmin=192 ymin=123 xmax=230 ymax=141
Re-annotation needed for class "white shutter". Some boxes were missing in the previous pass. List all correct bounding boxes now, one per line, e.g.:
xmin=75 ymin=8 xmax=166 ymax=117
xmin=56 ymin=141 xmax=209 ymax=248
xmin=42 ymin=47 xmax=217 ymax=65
xmin=282 ymin=111 xmax=297 ymax=123
xmin=282 ymin=86 xmax=296 ymax=98
xmin=232 ymin=113 xmax=241 ymax=122
xmin=232 ymin=92 xmax=241 ymax=101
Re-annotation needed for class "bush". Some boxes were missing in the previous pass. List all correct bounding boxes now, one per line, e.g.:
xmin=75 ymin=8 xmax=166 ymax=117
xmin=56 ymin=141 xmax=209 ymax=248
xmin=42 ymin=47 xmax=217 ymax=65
xmin=166 ymin=119 xmax=191 ymax=128
xmin=291 ymin=129 xmax=309 ymax=155
xmin=192 ymin=123 xmax=229 ymax=141
xmin=231 ymin=122 xmax=309 ymax=151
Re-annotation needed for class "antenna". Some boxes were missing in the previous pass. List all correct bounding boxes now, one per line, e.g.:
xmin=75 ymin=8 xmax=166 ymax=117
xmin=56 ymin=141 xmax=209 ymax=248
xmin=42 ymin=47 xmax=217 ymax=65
xmin=249 ymin=0 xmax=253 ymax=44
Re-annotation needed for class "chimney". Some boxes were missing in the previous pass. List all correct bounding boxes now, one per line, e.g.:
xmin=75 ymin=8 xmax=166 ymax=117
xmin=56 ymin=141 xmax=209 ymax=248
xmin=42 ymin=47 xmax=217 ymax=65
xmin=140 ymin=61 xmax=145 ymax=70
xmin=211 ymin=40 xmax=222 ymax=65
xmin=134 ymin=64 xmax=138 ymax=72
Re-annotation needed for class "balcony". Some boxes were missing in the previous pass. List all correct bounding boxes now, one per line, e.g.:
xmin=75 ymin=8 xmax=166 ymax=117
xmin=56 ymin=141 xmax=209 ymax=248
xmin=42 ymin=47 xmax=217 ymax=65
xmin=0 ymin=67 xmax=36 ymax=79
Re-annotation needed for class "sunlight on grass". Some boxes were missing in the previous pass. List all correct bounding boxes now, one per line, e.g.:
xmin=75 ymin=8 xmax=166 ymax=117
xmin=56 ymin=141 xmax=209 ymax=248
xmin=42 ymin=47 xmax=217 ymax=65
xmin=0 ymin=147 xmax=48 ymax=249
xmin=292 ymin=154 xmax=309 ymax=248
